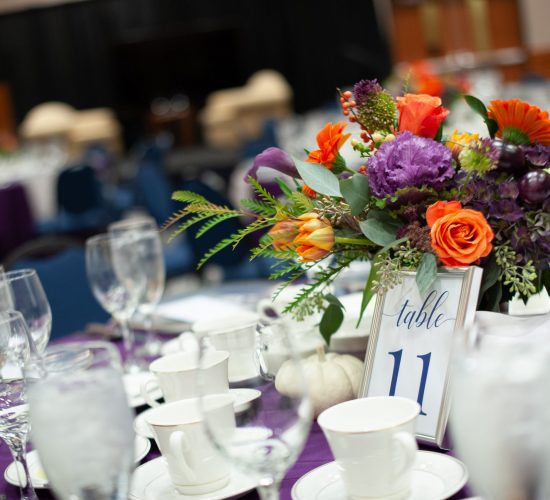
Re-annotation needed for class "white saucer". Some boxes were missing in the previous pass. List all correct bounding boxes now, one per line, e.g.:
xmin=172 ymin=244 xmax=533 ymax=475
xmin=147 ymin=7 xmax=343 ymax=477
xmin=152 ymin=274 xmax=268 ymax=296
xmin=133 ymin=388 xmax=262 ymax=439
xmin=5 ymin=436 xmax=151 ymax=489
xmin=291 ymin=451 xmax=468 ymax=500
xmin=124 ymin=372 xmax=163 ymax=408
xmin=129 ymin=457 xmax=257 ymax=500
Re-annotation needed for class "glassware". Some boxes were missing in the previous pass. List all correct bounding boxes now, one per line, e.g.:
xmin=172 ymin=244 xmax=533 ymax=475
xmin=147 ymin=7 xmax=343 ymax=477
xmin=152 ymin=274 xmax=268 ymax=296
xmin=85 ymin=233 xmax=145 ymax=372
xmin=0 ymin=310 xmax=38 ymax=500
xmin=197 ymin=322 xmax=313 ymax=500
xmin=450 ymin=324 xmax=550 ymax=499
xmin=27 ymin=341 xmax=135 ymax=500
xmin=108 ymin=217 xmax=166 ymax=357
xmin=0 ymin=269 xmax=51 ymax=354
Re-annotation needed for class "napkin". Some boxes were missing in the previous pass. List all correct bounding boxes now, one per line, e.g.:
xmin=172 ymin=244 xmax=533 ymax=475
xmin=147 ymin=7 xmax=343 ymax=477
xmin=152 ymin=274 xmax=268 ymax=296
xmin=474 ymin=310 xmax=550 ymax=344
xmin=155 ymin=295 xmax=250 ymax=324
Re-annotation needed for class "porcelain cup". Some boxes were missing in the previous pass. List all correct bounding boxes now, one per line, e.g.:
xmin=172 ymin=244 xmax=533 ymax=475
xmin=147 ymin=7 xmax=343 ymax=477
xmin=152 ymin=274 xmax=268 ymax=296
xmin=318 ymin=396 xmax=420 ymax=499
xmin=141 ymin=350 xmax=229 ymax=406
xmin=145 ymin=395 xmax=234 ymax=495
xmin=193 ymin=314 xmax=259 ymax=382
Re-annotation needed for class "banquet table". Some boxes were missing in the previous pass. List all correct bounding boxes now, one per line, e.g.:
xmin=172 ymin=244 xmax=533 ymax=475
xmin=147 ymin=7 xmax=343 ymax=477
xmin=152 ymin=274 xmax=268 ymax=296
xmin=0 ymin=331 xmax=473 ymax=500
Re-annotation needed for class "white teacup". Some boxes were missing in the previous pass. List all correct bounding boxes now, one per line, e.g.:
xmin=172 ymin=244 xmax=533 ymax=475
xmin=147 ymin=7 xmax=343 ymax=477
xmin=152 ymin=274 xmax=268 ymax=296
xmin=141 ymin=350 xmax=229 ymax=406
xmin=145 ymin=395 xmax=234 ymax=495
xmin=318 ymin=397 xmax=420 ymax=499
xmin=193 ymin=314 xmax=259 ymax=382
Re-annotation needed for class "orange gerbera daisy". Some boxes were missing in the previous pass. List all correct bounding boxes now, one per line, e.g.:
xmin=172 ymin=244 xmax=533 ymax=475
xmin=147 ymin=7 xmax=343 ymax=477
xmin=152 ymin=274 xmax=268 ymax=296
xmin=488 ymin=99 xmax=550 ymax=145
xmin=306 ymin=122 xmax=350 ymax=169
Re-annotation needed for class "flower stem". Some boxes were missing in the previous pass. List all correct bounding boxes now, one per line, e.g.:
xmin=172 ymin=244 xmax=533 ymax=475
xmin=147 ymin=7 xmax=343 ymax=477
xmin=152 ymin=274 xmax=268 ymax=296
xmin=335 ymin=236 xmax=373 ymax=246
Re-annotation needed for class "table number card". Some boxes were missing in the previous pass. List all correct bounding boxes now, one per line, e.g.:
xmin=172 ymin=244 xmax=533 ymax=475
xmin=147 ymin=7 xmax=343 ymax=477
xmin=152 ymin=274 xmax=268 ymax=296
xmin=359 ymin=267 xmax=483 ymax=448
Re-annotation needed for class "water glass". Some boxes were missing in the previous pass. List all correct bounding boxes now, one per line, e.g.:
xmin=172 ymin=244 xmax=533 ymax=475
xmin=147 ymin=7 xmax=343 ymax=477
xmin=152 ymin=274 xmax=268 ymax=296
xmin=86 ymin=233 xmax=145 ymax=372
xmin=27 ymin=341 xmax=135 ymax=500
xmin=0 ymin=311 xmax=38 ymax=500
xmin=197 ymin=322 xmax=312 ymax=500
xmin=0 ymin=269 xmax=51 ymax=354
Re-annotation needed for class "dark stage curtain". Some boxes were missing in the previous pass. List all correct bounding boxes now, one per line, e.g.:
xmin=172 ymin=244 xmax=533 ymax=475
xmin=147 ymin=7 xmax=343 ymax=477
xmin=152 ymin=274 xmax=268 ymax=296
xmin=0 ymin=0 xmax=391 ymax=142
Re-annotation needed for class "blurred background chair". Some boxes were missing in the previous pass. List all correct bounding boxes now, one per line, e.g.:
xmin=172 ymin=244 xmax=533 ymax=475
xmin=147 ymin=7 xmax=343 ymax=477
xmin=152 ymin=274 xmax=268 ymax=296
xmin=4 ymin=236 xmax=109 ymax=340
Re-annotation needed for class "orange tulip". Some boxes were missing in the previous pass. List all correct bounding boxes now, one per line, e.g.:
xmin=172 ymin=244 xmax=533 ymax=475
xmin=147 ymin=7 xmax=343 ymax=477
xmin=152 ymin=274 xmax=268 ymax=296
xmin=294 ymin=213 xmax=335 ymax=262
xmin=268 ymin=220 xmax=300 ymax=251
xmin=430 ymin=208 xmax=494 ymax=267
xmin=426 ymin=200 xmax=463 ymax=227
xmin=306 ymin=122 xmax=350 ymax=169
xmin=397 ymin=94 xmax=449 ymax=139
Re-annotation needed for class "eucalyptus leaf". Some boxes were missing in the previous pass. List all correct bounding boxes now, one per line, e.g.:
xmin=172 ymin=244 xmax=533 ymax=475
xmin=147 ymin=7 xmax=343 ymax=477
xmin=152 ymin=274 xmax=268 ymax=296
xmin=340 ymin=174 xmax=370 ymax=216
xmin=295 ymin=159 xmax=342 ymax=197
xmin=324 ymin=293 xmax=345 ymax=309
xmin=434 ymin=122 xmax=444 ymax=142
xmin=319 ymin=304 xmax=344 ymax=344
xmin=479 ymin=280 xmax=502 ymax=312
xmin=464 ymin=95 xmax=488 ymax=119
xmin=479 ymin=254 xmax=499 ymax=299
xmin=359 ymin=211 xmax=402 ymax=246
xmin=485 ymin=118 xmax=498 ymax=139
xmin=415 ymin=253 xmax=438 ymax=297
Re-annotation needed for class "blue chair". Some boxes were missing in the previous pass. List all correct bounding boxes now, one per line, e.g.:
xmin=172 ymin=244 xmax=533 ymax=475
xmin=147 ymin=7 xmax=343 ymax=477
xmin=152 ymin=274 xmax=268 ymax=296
xmin=135 ymin=159 xmax=194 ymax=277
xmin=8 ymin=245 xmax=109 ymax=340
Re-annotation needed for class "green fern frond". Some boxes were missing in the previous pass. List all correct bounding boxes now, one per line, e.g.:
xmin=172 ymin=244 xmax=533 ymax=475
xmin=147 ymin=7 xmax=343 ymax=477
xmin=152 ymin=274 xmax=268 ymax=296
xmin=282 ymin=254 xmax=355 ymax=314
xmin=247 ymin=176 xmax=283 ymax=208
xmin=197 ymin=218 xmax=273 ymax=269
xmin=271 ymin=262 xmax=317 ymax=299
xmin=184 ymin=203 xmax=241 ymax=216
xmin=289 ymin=191 xmax=315 ymax=213
xmin=195 ymin=213 xmax=242 ymax=239
xmin=240 ymin=199 xmax=278 ymax=217
xmin=166 ymin=213 xmax=214 ymax=242
xmin=172 ymin=191 xmax=209 ymax=205
xmin=250 ymin=245 xmax=295 ymax=261
xmin=160 ymin=208 xmax=189 ymax=231
xmin=269 ymin=260 xmax=304 ymax=280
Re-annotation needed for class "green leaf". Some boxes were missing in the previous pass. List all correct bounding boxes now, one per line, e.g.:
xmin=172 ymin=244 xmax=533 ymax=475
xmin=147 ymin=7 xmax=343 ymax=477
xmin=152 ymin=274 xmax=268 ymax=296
xmin=434 ymin=122 xmax=444 ymax=142
xmin=295 ymin=159 xmax=342 ymax=197
xmin=485 ymin=118 xmax=498 ymax=139
xmin=275 ymin=177 xmax=294 ymax=197
xmin=542 ymin=269 xmax=550 ymax=296
xmin=324 ymin=293 xmax=345 ymax=309
xmin=479 ymin=280 xmax=502 ymax=312
xmin=415 ymin=253 xmax=438 ymax=297
xmin=332 ymin=153 xmax=348 ymax=175
xmin=359 ymin=210 xmax=402 ymax=246
xmin=464 ymin=95 xmax=489 ymax=119
xmin=479 ymin=254 xmax=499 ymax=299
xmin=340 ymin=174 xmax=370 ymax=216
xmin=357 ymin=236 xmax=408 ymax=326
xmin=319 ymin=304 xmax=344 ymax=344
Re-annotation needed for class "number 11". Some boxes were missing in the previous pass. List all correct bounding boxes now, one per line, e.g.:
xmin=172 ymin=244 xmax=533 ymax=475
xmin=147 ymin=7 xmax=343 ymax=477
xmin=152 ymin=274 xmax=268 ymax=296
xmin=388 ymin=349 xmax=431 ymax=416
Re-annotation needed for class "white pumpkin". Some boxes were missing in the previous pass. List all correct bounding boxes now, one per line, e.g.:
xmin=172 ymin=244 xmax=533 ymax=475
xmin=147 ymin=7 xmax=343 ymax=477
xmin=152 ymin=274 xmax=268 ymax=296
xmin=275 ymin=347 xmax=364 ymax=417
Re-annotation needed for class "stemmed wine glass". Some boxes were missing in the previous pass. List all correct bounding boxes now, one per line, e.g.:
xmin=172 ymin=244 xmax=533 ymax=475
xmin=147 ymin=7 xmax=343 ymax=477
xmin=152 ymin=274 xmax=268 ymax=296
xmin=27 ymin=341 xmax=135 ymax=500
xmin=450 ymin=324 xmax=550 ymax=499
xmin=197 ymin=321 xmax=313 ymax=500
xmin=0 ymin=310 xmax=38 ymax=500
xmin=0 ymin=269 xmax=51 ymax=356
xmin=85 ymin=233 xmax=145 ymax=372
xmin=108 ymin=216 xmax=166 ymax=357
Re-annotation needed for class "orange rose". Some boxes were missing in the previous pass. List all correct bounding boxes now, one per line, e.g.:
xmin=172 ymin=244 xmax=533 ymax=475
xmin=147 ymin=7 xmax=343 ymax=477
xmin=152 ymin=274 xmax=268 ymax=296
xmin=306 ymin=122 xmax=350 ymax=169
xmin=430 ymin=208 xmax=494 ymax=267
xmin=426 ymin=200 xmax=463 ymax=227
xmin=396 ymin=94 xmax=449 ymax=139
xmin=268 ymin=220 xmax=300 ymax=251
xmin=294 ymin=213 xmax=335 ymax=262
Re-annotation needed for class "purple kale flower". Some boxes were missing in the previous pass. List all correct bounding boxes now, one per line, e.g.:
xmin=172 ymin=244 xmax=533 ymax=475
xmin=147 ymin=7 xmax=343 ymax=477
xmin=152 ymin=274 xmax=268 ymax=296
xmin=246 ymin=147 xmax=298 ymax=181
xmin=489 ymin=200 xmax=523 ymax=222
xmin=522 ymin=143 xmax=550 ymax=167
xmin=366 ymin=131 xmax=454 ymax=198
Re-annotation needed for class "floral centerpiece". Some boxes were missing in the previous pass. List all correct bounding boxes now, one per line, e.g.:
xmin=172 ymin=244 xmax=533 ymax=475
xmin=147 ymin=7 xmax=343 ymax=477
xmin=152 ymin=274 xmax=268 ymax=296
xmin=164 ymin=79 xmax=550 ymax=341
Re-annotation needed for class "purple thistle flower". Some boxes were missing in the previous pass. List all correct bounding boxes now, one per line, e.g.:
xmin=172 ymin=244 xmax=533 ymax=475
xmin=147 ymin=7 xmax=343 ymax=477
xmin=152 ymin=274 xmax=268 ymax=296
xmin=246 ymin=147 xmax=298 ymax=181
xmin=498 ymin=179 xmax=520 ymax=199
xmin=353 ymin=79 xmax=383 ymax=104
xmin=489 ymin=200 xmax=523 ymax=222
xmin=522 ymin=143 xmax=550 ymax=167
xmin=366 ymin=131 xmax=454 ymax=198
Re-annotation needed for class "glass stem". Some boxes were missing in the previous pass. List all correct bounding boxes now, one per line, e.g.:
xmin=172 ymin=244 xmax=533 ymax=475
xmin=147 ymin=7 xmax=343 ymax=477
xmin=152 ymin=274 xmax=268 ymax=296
xmin=143 ymin=312 xmax=160 ymax=357
xmin=257 ymin=479 xmax=281 ymax=500
xmin=10 ymin=444 xmax=38 ymax=500
xmin=119 ymin=318 xmax=140 ymax=372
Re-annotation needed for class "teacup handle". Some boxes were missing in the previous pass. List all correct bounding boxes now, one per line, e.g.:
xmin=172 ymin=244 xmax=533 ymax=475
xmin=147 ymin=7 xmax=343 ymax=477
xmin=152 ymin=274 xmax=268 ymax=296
xmin=391 ymin=431 xmax=417 ymax=482
xmin=169 ymin=430 xmax=197 ymax=483
xmin=140 ymin=379 xmax=161 ymax=408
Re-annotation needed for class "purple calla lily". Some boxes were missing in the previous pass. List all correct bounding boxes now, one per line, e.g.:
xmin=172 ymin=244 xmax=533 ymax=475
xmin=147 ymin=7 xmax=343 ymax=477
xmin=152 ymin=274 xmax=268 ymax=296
xmin=246 ymin=147 xmax=299 ymax=181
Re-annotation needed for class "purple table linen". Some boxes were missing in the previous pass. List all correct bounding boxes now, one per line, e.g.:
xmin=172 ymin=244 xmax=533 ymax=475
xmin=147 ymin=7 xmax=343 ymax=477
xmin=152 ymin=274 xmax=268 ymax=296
xmin=0 ymin=333 xmax=472 ymax=499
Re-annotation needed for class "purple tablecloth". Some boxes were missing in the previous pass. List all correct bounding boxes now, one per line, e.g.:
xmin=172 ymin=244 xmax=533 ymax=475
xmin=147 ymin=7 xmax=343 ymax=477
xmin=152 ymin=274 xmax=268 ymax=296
xmin=0 ymin=333 xmax=473 ymax=499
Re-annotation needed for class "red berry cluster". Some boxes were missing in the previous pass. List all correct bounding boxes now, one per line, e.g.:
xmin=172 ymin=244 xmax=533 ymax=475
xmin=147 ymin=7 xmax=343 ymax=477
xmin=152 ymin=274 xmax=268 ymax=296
xmin=339 ymin=91 xmax=357 ymax=122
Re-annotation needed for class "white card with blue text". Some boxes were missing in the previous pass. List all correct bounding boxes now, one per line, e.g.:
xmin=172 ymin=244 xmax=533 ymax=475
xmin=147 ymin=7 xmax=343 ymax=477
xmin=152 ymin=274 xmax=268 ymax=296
xmin=360 ymin=267 xmax=483 ymax=446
